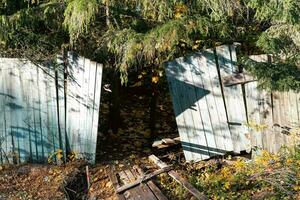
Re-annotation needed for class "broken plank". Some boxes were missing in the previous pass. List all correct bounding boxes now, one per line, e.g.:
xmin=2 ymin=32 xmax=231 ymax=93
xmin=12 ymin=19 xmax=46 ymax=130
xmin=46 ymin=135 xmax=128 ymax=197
xmin=130 ymin=167 xmax=158 ymax=200
xmin=133 ymin=166 xmax=168 ymax=200
xmin=119 ymin=171 xmax=141 ymax=200
xmin=149 ymin=155 xmax=207 ymax=200
xmin=108 ymin=167 xmax=126 ymax=200
xmin=116 ymin=166 xmax=172 ymax=193
xmin=124 ymin=170 xmax=145 ymax=200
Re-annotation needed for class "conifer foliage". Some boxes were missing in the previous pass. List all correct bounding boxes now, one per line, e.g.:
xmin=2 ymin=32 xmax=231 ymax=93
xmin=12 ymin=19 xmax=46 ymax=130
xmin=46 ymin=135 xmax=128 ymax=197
xmin=0 ymin=0 xmax=299 ymax=90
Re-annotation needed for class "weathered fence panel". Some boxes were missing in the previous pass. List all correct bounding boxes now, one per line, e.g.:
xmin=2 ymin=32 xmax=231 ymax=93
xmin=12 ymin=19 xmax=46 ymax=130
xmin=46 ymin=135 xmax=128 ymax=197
xmin=166 ymin=47 xmax=300 ymax=162
xmin=165 ymin=45 xmax=244 ymax=161
xmin=0 ymin=60 xmax=64 ymax=163
xmin=246 ymin=55 xmax=300 ymax=153
xmin=0 ymin=54 xmax=103 ymax=164
xmin=63 ymin=53 xmax=103 ymax=163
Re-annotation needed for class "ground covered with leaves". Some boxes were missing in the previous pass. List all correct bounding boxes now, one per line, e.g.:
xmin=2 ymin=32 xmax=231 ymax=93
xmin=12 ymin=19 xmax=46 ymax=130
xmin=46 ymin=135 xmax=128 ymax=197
xmin=156 ymin=148 xmax=300 ymax=200
xmin=2 ymin=147 xmax=300 ymax=200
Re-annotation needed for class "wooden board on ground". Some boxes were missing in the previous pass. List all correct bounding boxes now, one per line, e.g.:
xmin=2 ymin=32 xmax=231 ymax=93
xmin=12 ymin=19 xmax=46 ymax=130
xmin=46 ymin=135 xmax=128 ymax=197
xmin=109 ymin=165 xmax=169 ymax=200
xmin=149 ymin=155 xmax=207 ymax=200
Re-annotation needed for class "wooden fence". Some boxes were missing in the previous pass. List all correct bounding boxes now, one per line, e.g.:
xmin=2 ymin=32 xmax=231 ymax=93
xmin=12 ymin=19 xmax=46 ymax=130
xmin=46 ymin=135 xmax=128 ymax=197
xmin=165 ymin=45 xmax=300 ymax=162
xmin=0 ymin=53 xmax=103 ymax=164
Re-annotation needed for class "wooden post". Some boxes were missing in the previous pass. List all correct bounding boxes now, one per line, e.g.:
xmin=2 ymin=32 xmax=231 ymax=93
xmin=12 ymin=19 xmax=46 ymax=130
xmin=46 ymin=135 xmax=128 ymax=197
xmin=149 ymin=155 xmax=207 ymax=200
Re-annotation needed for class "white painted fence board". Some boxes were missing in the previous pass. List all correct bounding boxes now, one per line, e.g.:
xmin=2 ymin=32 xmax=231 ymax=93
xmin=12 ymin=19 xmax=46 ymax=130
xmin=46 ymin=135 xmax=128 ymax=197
xmin=190 ymin=54 xmax=217 ymax=158
xmin=173 ymin=57 xmax=204 ymax=161
xmin=90 ymin=62 xmax=103 ymax=163
xmin=198 ymin=52 xmax=230 ymax=155
xmin=165 ymin=60 xmax=195 ymax=161
xmin=184 ymin=56 xmax=210 ymax=160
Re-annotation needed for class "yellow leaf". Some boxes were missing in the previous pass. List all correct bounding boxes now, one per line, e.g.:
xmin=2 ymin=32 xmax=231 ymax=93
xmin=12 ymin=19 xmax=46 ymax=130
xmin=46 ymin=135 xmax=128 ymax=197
xmin=152 ymin=76 xmax=159 ymax=84
xmin=192 ymin=44 xmax=200 ymax=50
xmin=224 ymin=182 xmax=230 ymax=190
xmin=174 ymin=12 xmax=183 ymax=19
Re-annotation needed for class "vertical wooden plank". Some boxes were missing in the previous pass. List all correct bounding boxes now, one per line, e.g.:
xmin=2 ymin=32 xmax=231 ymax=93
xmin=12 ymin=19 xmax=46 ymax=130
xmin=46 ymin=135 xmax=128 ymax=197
xmin=90 ymin=62 xmax=103 ymax=163
xmin=190 ymin=54 xmax=219 ymax=157
xmin=180 ymin=56 xmax=212 ymax=160
xmin=165 ymin=60 xmax=196 ymax=161
xmin=259 ymin=91 xmax=273 ymax=152
xmin=271 ymin=92 xmax=283 ymax=153
xmin=66 ymin=53 xmax=84 ymax=156
xmin=247 ymin=55 xmax=273 ymax=152
xmin=297 ymin=93 xmax=300 ymax=127
xmin=79 ymin=58 xmax=91 ymax=157
xmin=287 ymin=91 xmax=299 ymax=129
xmin=0 ymin=60 xmax=12 ymax=164
xmin=37 ymin=66 xmax=50 ymax=160
xmin=32 ymin=65 xmax=45 ymax=162
xmin=84 ymin=61 xmax=94 ymax=157
xmin=216 ymin=45 xmax=250 ymax=153
xmin=28 ymin=63 xmax=41 ymax=162
xmin=65 ymin=53 xmax=102 ymax=163
xmin=55 ymin=56 xmax=67 ymax=161
xmin=47 ymin=66 xmax=61 ymax=159
xmin=282 ymin=92 xmax=292 ymax=145
xmin=171 ymin=57 xmax=203 ymax=161
xmin=18 ymin=60 xmax=34 ymax=162
xmin=9 ymin=61 xmax=25 ymax=163
xmin=245 ymin=81 xmax=263 ymax=149
xmin=6 ymin=61 xmax=19 ymax=163
xmin=203 ymin=49 xmax=234 ymax=153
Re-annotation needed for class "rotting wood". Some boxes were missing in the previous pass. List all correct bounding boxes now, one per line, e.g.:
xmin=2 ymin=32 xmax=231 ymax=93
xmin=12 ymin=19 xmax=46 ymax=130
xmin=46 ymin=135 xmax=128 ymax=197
xmin=124 ymin=169 xmax=144 ymax=200
xmin=149 ymin=155 xmax=207 ymax=200
xmin=110 ymin=165 xmax=169 ymax=200
xmin=116 ymin=166 xmax=173 ymax=193
xmin=130 ymin=167 xmax=157 ymax=200
xmin=133 ymin=166 xmax=168 ymax=200
xmin=108 ymin=167 xmax=126 ymax=200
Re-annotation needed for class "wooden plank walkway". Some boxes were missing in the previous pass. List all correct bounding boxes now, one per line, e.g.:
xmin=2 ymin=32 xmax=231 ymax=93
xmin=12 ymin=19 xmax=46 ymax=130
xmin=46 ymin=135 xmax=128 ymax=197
xmin=109 ymin=166 xmax=168 ymax=200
